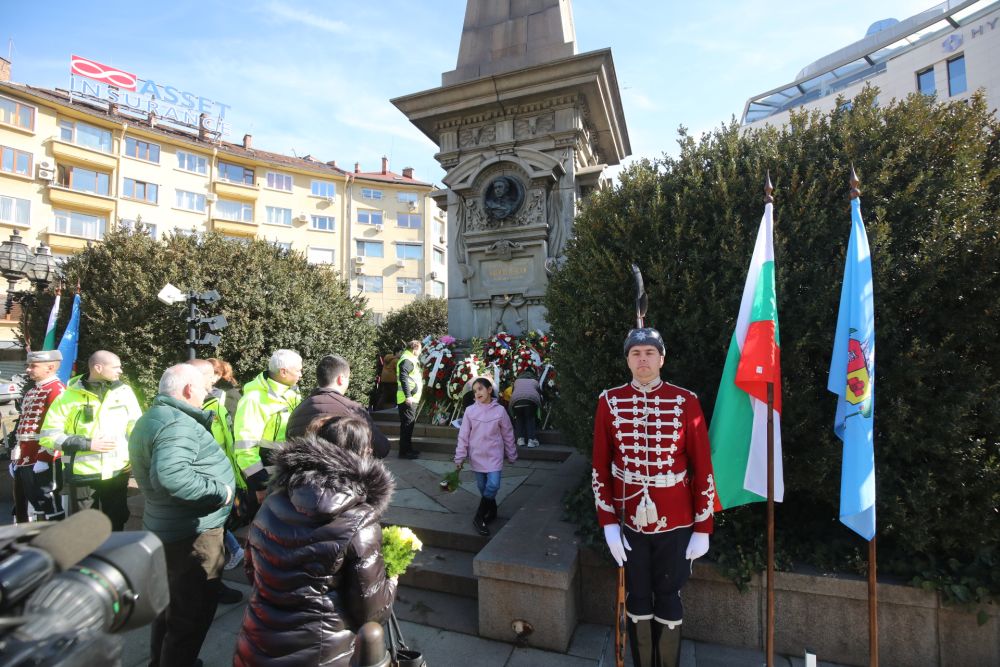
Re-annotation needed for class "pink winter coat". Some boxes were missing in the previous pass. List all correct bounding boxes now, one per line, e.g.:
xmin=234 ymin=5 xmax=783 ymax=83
xmin=454 ymin=400 xmax=517 ymax=473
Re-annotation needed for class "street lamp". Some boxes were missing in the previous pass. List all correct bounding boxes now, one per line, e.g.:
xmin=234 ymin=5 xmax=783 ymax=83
xmin=0 ymin=233 xmax=64 ymax=316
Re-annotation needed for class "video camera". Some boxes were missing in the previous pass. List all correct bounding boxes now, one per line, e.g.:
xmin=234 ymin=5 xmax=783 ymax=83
xmin=0 ymin=510 xmax=168 ymax=666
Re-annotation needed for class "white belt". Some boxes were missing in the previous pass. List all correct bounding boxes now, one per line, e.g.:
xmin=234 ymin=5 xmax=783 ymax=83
xmin=612 ymin=464 xmax=686 ymax=488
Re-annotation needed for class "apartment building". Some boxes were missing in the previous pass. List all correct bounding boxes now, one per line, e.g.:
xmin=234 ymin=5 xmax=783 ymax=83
xmin=742 ymin=0 xmax=1000 ymax=129
xmin=0 ymin=61 xmax=446 ymax=344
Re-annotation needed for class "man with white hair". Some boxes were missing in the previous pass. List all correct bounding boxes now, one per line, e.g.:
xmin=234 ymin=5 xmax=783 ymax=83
xmin=128 ymin=363 xmax=235 ymax=667
xmin=232 ymin=349 xmax=302 ymax=505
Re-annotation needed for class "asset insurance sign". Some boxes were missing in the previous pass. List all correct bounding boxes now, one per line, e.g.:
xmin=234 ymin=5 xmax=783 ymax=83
xmin=69 ymin=55 xmax=230 ymax=134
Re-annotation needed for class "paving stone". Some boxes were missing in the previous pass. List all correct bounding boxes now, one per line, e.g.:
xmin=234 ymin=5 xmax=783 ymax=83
xmin=566 ymin=623 xmax=609 ymax=660
xmin=391 ymin=487 xmax=452 ymax=513
xmin=396 ymin=620 xmax=513 ymax=666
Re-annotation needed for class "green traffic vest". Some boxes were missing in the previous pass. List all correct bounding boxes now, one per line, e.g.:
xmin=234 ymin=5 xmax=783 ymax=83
xmin=395 ymin=350 xmax=423 ymax=405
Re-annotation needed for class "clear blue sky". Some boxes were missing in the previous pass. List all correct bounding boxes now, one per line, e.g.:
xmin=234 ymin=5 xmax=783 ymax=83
xmin=5 ymin=0 xmax=931 ymax=185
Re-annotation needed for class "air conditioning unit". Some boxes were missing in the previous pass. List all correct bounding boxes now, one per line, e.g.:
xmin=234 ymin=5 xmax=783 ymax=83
xmin=205 ymin=193 xmax=218 ymax=203
xmin=37 ymin=166 xmax=55 ymax=181
xmin=353 ymin=266 xmax=364 ymax=275
xmin=429 ymin=271 xmax=438 ymax=280
xmin=374 ymin=224 xmax=383 ymax=233
xmin=324 ymin=196 xmax=335 ymax=203
xmin=295 ymin=213 xmax=309 ymax=223
xmin=353 ymin=256 xmax=366 ymax=265
xmin=395 ymin=259 xmax=405 ymax=268
xmin=407 ymin=200 xmax=417 ymax=211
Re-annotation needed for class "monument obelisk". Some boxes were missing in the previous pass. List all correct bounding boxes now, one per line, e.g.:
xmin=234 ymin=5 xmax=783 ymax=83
xmin=392 ymin=0 xmax=630 ymax=340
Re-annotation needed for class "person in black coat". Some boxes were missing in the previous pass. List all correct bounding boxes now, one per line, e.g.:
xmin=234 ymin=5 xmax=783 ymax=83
xmin=285 ymin=354 xmax=391 ymax=458
xmin=234 ymin=417 xmax=397 ymax=666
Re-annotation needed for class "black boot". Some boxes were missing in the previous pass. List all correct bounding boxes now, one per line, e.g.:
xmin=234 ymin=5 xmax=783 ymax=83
xmin=653 ymin=619 xmax=682 ymax=667
xmin=473 ymin=498 xmax=490 ymax=536
xmin=483 ymin=498 xmax=498 ymax=524
xmin=627 ymin=617 xmax=654 ymax=667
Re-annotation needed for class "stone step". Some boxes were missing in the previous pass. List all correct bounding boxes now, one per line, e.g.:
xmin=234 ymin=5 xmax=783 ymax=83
xmin=380 ymin=505 xmax=496 ymax=553
xmin=399 ymin=544 xmax=477 ymax=599
xmin=393 ymin=585 xmax=479 ymax=637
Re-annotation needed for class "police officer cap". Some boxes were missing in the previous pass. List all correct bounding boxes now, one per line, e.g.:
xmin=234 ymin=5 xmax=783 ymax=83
xmin=623 ymin=328 xmax=665 ymax=356
xmin=26 ymin=350 xmax=62 ymax=363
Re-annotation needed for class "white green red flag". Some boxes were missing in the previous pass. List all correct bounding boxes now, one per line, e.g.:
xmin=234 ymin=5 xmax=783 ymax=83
xmin=42 ymin=294 xmax=61 ymax=350
xmin=709 ymin=202 xmax=783 ymax=509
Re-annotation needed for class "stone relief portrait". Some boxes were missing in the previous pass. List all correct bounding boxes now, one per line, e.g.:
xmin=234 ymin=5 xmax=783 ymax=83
xmin=484 ymin=175 xmax=524 ymax=221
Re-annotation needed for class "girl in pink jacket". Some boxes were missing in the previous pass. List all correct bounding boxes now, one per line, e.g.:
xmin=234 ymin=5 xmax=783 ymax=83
xmin=454 ymin=377 xmax=517 ymax=536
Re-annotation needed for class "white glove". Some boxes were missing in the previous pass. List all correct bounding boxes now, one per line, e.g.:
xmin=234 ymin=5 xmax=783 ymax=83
xmin=686 ymin=532 xmax=710 ymax=560
xmin=32 ymin=461 xmax=50 ymax=474
xmin=604 ymin=524 xmax=631 ymax=567
xmin=8 ymin=462 xmax=15 ymax=478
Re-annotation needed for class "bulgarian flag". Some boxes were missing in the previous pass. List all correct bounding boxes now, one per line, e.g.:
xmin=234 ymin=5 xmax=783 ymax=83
xmin=41 ymin=293 xmax=61 ymax=350
xmin=709 ymin=201 xmax=783 ymax=510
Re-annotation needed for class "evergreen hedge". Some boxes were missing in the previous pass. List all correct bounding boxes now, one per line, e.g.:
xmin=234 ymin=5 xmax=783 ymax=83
xmin=374 ymin=297 xmax=448 ymax=357
xmin=21 ymin=228 xmax=376 ymax=406
xmin=548 ymin=89 xmax=1000 ymax=603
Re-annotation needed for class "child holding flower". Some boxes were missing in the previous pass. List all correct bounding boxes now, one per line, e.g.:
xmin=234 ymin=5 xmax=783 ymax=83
xmin=454 ymin=376 xmax=517 ymax=536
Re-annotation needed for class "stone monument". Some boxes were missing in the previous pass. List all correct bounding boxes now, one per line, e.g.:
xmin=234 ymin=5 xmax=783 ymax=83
xmin=392 ymin=0 xmax=630 ymax=340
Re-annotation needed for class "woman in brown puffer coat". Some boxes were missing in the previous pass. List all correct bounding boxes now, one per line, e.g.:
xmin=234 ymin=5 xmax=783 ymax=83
xmin=234 ymin=417 xmax=397 ymax=666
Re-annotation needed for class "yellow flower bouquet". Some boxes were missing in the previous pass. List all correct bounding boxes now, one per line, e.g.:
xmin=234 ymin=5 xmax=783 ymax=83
xmin=382 ymin=525 xmax=423 ymax=578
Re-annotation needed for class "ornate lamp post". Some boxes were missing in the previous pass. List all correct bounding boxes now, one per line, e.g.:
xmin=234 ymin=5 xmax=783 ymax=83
xmin=28 ymin=243 xmax=59 ymax=290
xmin=0 ymin=231 xmax=36 ymax=315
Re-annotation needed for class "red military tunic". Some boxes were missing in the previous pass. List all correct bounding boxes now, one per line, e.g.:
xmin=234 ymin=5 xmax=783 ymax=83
xmin=12 ymin=376 xmax=65 ymax=467
xmin=592 ymin=378 xmax=715 ymax=534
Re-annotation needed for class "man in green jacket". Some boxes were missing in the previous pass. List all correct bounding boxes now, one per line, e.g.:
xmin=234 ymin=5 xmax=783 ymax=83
xmin=39 ymin=350 xmax=142 ymax=530
xmin=128 ymin=363 xmax=235 ymax=667
xmin=395 ymin=340 xmax=423 ymax=459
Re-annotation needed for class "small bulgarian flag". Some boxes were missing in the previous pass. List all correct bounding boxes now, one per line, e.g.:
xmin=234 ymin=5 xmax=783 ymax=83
xmin=41 ymin=293 xmax=61 ymax=350
xmin=709 ymin=200 xmax=783 ymax=510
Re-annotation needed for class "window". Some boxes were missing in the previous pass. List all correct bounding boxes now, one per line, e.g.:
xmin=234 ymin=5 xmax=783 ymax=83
xmin=307 ymin=247 xmax=335 ymax=265
xmin=361 ymin=188 xmax=383 ymax=200
xmin=397 ymin=277 xmax=422 ymax=295
xmin=175 ymin=189 xmax=207 ymax=213
xmin=217 ymin=161 xmax=254 ymax=185
xmin=397 ymin=213 xmax=422 ymax=229
xmin=266 ymin=171 xmax=293 ymax=191
xmin=948 ymin=55 xmax=967 ymax=96
xmin=266 ymin=206 xmax=292 ymax=226
xmin=124 ymin=136 xmax=160 ymax=163
xmin=433 ymin=218 xmax=445 ymax=241
xmin=396 ymin=243 xmax=422 ymax=261
xmin=0 ymin=195 xmax=30 ymax=226
xmin=120 ymin=218 xmax=157 ymax=239
xmin=433 ymin=248 xmax=445 ymax=266
xmin=397 ymin=192 xmax=418 ymax=203
xmin=359 ymin=275 xmax=383 ymax=293
xmin=58 ymin=119 xmax=112 ymax=153
xmin=57 ymin=165 xmax=110 ymax=195
xmin=311 ymin=180 xmax=336 ymax=197
xmin=356 ymin=240 xmax=384 ymax=258
xmin=0 ymin=96 xmax=35 ymax=131
xmin=311 ymin=215 xmax=335 ymax=232
xmin=177 ymin=150 xmax=208 ymax=174
xmin=0 ymin=146 xmax=32 ymax=176
xmin=431 ymin=280 xmax=445 ymax=298
xmin=917 ymin=67 xmax=935 ymax=96
xmin=123 ymin=177 xmax=158 ymax=203
xmin=216 ymin=198 xmax=253 ymax=222
xmin=54 ymin=209 xmax=106 ymax=239
xmin=358 ymin=210 xmax=383 ymax=225
xmin=273 ymin=241 xmax=292 ymax=252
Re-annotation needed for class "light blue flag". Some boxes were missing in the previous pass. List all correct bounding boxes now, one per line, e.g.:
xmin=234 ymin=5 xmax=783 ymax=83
xmin=56 ymin=294 xmax=82 ymax=385
xmin=827 ymin=197 xmax=876 ymax=540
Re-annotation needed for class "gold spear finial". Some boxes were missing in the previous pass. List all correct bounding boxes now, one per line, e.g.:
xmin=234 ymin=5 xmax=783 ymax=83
xmin=764 ymin=171 xmax=774 ymax=204
xmin=850 ymin=164 xmax=861 ymax=200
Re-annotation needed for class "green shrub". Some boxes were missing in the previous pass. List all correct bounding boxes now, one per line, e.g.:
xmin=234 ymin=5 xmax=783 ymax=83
xmin=549 ymin=88 xmax=1000 ymax=602
xmin=21 ymin=228 xmax=376 ymax=405
xmin=374 ymin=297 xmax=448 ymax=357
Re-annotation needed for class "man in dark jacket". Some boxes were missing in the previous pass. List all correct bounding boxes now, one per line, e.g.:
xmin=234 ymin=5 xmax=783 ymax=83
xmin=128 ymin=363 xmax=235 ymax=667
xmin=286 ymin=355 xmax=390 ymax=458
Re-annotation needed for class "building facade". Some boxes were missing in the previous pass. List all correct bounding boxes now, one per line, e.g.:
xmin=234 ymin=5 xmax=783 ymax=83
xmin=0 ymin=68 xmax=446 ymax=345
xmin=742 ymin=0 xmax=1000 ymax=129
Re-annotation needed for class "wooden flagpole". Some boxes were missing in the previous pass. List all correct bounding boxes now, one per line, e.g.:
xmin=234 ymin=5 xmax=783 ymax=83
xmin=764 ymin=174 xmax=776 ymax=667
xmin=851 ymin=165 xmax=879 ymax=667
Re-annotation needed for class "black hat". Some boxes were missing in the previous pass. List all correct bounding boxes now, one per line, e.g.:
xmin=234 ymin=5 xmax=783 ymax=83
xmin=623 ymin=328 xmax=665 ymax=356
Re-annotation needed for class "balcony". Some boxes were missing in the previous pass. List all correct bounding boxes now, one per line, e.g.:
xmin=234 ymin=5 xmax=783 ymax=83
xmin=210 ymin=217 xmax=257 ymax=237
xmin=44 ymin=231 xmax=93 ymax=253
xmin=47 ymin=185 xmax=116 ymax=213
xmin=49 ymin=139 xmax=117 ymax=171
xmin=214 ymin=181 xmax=259 ymax=201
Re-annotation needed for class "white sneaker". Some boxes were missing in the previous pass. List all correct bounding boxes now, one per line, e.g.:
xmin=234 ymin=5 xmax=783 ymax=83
xmin=517 ymin=437 xmax=526 ymax=447
xmin=225 ymin=546 xmax=245 ymax=570
xmin=527 ymin=439 xmax=540 ymax=448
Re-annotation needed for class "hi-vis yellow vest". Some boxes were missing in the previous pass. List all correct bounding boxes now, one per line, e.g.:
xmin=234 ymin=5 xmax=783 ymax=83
xmin=395 ymin=350 xmax=422 ymax=405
